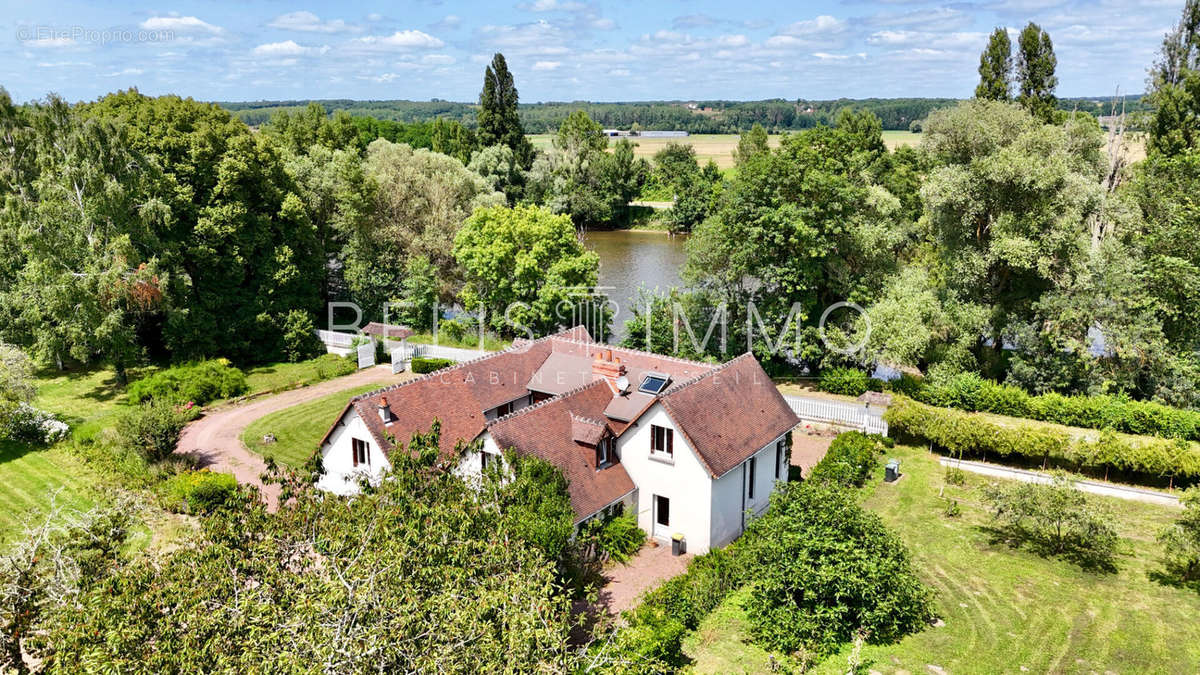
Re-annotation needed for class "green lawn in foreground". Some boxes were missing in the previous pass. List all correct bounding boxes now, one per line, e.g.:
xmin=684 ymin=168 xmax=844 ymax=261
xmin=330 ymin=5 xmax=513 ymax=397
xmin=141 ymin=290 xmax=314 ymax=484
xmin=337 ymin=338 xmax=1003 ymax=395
xmin=241 ymin=383 xmax=381 ymax=468
xmin=0 ymin=439 xmax=96 ymax=543
xmin=688 ymin=444 xmax=1200 ymax=674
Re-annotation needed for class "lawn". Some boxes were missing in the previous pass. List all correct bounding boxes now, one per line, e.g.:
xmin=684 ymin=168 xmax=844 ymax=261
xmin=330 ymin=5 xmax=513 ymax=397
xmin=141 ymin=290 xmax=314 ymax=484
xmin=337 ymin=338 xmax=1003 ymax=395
xmin=687 ymin=444 xmax=1200 ymax=674
xmin=0 ymin=439 xmax=97 ymax=543
xmin=241 ymin=383 xmax=381 ymax=468
xmin=240 ymin=354 xmax=358 ymax=397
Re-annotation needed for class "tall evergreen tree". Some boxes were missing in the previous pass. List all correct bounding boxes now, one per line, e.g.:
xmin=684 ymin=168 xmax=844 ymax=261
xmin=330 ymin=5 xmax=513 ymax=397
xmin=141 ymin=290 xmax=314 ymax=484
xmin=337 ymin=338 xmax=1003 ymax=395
xmin=1146 ymin=0 xmax=1200 ymax=156
xmin=1015 ymin=23 xmax=1059 ymax=123
xmin=975 ymin=28 xmax=1013 ymax=101
xmin=477 ymin=53 xmax=533 ymax=169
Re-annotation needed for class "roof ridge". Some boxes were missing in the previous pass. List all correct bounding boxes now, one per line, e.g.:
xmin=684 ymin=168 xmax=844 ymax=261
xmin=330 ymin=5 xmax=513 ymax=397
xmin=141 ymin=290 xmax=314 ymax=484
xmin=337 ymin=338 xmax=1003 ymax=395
xmin=487 ymin=379 xmax=607 ymax=427
xmin=550 ymin=336 xmax=717 ymax=370
xmin=660 ymin=352 xmax=756 ymax=397
xmin=570 ymin=412 xmax=606 ymax=426
xmin=348 ymin=328 xmax=575 ymax=404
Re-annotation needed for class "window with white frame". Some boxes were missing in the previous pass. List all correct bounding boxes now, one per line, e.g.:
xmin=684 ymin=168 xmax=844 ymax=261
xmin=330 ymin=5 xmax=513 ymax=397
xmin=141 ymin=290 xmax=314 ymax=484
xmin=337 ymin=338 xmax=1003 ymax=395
xmin=352 ymin=438 xmax=370 ymax=467
xmin=650 ymin=425 xmax=673 ymax=458
xmin=596 ymin=435 xmax=613 ymax=467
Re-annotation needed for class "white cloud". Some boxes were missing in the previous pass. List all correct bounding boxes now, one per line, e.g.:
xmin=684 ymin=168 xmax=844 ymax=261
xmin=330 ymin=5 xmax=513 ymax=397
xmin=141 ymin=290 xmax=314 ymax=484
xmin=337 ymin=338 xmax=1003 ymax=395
xmin=779 ymin=15 xmax=847 ymax=37
xmin=140 ymin=15 xmax=223 ymax=34
xmin=26 ymin=37 xmax=76 ymax=49
xmin=532 ymin=60 xmax=562 ymax=70
xmin=268 ymin=11 xmax=359 ymax=34
xmin=353 ymin=30 xmax=444 ymax=49
xmin=522 ymin=0 xmax=586 ymax=11
xmin=103 ymin=67 xmax=144 ymax=77
xmin=716 ymin=34 xmax=749 ymax=47
xmin=422 ymin=54 xmax=456 ymax=65
xmin=252 ymin=40 xmax=329 ymax=57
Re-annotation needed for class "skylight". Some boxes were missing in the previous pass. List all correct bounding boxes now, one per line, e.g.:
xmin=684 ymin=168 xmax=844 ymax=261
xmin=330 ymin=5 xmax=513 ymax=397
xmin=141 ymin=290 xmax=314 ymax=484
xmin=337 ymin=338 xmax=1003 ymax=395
xmin=638 ymin=373 xmax=670 ymax=395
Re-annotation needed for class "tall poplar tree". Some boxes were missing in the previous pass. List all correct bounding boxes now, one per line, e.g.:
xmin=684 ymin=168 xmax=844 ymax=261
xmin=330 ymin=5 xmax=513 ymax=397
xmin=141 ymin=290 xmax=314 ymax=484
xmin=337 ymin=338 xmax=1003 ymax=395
xmin=975 ymin=28 xmax=1012 ymax=101
xmin=1015 ymin=23 xmax=1059 ymax=123
xmin=477 ymin=53 xmax=533 ymax=169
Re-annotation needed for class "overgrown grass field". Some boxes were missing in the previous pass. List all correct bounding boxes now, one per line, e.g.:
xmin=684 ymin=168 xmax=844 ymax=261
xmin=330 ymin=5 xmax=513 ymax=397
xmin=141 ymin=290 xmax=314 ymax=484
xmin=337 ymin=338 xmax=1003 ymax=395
xmin=241 ymin=383 xmax=382 ymax=468
xmin=687 ymin=444 xmax=1200 ymax=673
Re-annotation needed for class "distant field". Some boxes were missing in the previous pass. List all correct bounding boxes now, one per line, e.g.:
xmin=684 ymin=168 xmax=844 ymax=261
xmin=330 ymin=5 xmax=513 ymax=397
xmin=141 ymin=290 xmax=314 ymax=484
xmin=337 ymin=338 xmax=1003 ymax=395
xmin=530 ymin=129 xmax=1143 ymax=168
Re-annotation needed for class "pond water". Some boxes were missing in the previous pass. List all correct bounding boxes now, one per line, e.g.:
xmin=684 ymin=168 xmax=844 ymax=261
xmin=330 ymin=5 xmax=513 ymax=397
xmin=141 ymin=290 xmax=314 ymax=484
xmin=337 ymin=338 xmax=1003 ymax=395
xmin=582 ymin=230 xmax=688 ymax=342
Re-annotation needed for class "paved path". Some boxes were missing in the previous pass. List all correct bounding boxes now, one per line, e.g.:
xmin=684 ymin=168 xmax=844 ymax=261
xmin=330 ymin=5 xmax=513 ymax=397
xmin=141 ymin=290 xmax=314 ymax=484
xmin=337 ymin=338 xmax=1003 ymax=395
xmin=596 ymin=542 xmax=694 ymax=614
xmin=176 ymin=365 xmax=410 ymax=507
xmin=940 ymin=457 xmax=1182 ymax=508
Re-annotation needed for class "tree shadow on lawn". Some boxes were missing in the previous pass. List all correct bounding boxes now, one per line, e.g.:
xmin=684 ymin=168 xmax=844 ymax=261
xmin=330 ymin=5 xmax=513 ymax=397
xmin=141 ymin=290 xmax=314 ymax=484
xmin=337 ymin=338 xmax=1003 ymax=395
xmin=978 ymin=523 xmax=1119 ymax=574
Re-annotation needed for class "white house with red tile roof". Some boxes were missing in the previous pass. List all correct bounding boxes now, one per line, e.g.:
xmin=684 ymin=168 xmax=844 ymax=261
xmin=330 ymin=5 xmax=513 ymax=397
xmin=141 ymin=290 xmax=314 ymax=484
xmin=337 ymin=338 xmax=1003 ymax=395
xmin=316 ymin=326 xmax=800 ymax=554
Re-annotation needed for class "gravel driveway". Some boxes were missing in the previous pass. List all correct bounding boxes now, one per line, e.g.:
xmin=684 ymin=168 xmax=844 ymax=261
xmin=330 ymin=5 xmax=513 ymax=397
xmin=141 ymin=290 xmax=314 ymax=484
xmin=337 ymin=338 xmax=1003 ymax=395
xmin=175 ymin=365 xmax=409 ymax=507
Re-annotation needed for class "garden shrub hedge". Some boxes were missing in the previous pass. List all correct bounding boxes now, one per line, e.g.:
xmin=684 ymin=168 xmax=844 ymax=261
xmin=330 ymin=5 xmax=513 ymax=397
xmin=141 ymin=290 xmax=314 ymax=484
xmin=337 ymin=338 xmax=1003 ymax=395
xmin=817 ymin=367 xmax=882 ymax=397
xmin=808 ymin=431 xmax=890 ymax=488
xmin=885 ymin=396 xmax=1200 ymax=482
xmin=163 ymin=470 xmax=239 ymax=513
xmin=827 ymin=368 xmax=1200 ymax=442
xmin=127 ymin=359 xmax=248 ymax=405
xmin=411 ymin=357 xmax=456 ymax=374
xmin=116 ymin=401 xmax=197 ymax=463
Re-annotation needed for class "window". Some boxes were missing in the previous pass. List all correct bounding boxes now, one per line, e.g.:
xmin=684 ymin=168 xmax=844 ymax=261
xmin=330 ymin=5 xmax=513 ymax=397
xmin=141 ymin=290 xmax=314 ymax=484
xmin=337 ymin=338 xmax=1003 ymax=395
xmin=596 ymin=435 xmax=612 ymax=467
xmin=639 ymin=373 xmax=671 ymax=395
xmin=495 ymin=401 xmax=513 ymax=417
xmin=651 ymin=425 xmax=673 ymax=457
xmin=775 ymin=439 xmax=788 ymax=479
xmin=655 ymin=495 xmax=670 ymax=527
xmin=747 ymin=457 xmax=757 ymax=499
xmin=352 ymin=438 xmax=370 ymax=467
xmin=481 ymin=451 xmax=494 ymax=471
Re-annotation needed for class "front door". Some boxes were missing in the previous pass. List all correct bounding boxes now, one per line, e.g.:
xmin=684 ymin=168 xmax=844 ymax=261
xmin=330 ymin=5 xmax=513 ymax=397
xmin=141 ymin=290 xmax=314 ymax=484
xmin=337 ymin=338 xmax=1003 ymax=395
xmin=653 ymin=494 xmax=671 ymax=540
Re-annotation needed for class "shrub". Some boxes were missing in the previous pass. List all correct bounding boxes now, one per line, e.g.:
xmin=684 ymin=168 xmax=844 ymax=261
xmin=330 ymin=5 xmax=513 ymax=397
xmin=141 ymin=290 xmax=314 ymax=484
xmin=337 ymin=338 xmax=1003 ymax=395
xmin=819 ymin=367 xmax=874 ymax=397
xmin=2 ymin=404 xmax=69 ymax=445
xmin=885 ymin=397 xmax=1200 ymax=484
xmin=738 ymin=482 xmax=937 ymax=657
xmin=596 ymin=513 xmax=645 ymax=564
xmin=312 ymin=353 xmax=357 ymax=381
xmin=163 ymin=470 xmax=238 ymax=513
xmin=127 ymin=359 xmax=248 ymax=406
xmin=116 ymin=401 xmax=194 ymax=462
xmin=1158 ymin=487 xmax=1200 ymax=586
xmin=981 ymin=474 xmax=1119 ymax=570
xmin=281 ymin=310 xmax=323 ymax=363
xmin=411 ymin=357 xmax=455 ymax=374
xmin=809 ymin=431 xmax=886 ymax=488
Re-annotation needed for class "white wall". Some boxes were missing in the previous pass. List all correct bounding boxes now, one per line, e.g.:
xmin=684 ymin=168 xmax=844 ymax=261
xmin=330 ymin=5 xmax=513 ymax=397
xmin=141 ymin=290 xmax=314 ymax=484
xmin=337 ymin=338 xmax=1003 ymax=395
xmin=708 ymin=436 xmax=787 ymax=549
xmin=454 ymin=432 xmax=509 ymax=485
xmin=317 ymin=408 xmax=393 ymax=495
xmin=617 ymin=403 xmax=714 ymax=553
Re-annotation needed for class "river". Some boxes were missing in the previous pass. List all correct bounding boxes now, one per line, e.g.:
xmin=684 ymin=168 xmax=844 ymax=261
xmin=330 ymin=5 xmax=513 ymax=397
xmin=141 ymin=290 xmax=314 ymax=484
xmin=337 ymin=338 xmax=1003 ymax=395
xmin=583 ymin=230 xmax=688 ymax=342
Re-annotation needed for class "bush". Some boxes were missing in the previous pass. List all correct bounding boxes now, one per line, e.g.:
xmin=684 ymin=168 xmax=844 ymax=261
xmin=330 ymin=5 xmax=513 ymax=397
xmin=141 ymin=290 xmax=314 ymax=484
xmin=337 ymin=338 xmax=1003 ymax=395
xmin=981 ymin=474 xmax=1119 ymax=570
xmin=885 ymin=396 xmax=1200 ymax=484
xmin=411 ymin=357 xmax=455 ymax=374
xmin=809 ymin=431 xmax=886 ymax=488
xmin=127 ymin=359 xmax=248 ymax=406
xmin=116 ymin=401 xmax=194 ymax=462
xmin=595 ymin=513 xmax=645 ymax=564
xmin=738 ymin=482 xmax=937 ymax=657
xmin=2 ymin=404 xmax=69 ymax=445
xmin=163 ymin=470 xmax=238 ymax=513
xmin=819 ymin=367 xmax=876 ymax=397
xmin=1158 ymin=487 xmax=1200 ymax=586
xmin=281 ymin=310 xmax=324 ymax=363
xmin=312 ymin=353 xmax=357 ymax=381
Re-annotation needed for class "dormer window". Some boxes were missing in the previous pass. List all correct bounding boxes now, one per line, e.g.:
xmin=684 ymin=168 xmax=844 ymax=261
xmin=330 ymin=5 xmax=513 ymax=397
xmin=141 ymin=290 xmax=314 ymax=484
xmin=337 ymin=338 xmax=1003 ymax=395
xmin=596 ymin=435 xmax=614 ymax=467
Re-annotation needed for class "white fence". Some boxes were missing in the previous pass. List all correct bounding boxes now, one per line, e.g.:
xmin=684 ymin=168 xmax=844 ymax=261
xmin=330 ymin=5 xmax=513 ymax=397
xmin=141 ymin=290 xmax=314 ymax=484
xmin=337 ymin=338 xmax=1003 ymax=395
xmin=316 ymin=329 xmax=355 ymax=356
xmin=314 ymin=329 xmax=495 ymax=364
xmin=407 ymin=342 xmax=493 ymax=362
xmin=785 ymin=396 xmax=888 ymax=436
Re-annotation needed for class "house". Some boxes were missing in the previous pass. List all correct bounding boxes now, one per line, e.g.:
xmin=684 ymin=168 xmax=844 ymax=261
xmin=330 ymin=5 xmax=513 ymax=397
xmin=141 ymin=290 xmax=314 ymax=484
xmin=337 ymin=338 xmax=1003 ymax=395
xmin=316 ymin=326 xmax=800 ymax=554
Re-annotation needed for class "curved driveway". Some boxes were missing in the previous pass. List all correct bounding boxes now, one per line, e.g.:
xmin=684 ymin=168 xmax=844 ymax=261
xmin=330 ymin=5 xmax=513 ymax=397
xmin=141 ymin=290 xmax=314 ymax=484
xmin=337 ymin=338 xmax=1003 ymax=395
xmin=176 ymin=365 xmax=409 ymax=507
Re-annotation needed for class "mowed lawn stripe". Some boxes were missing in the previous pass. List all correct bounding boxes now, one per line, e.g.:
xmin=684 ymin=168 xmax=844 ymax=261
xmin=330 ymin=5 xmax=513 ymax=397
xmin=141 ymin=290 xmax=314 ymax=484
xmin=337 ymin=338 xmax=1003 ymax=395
xmin=241 ymin=384 xmax=381 ymax=468
xmin=0 ymin=440 xmax=96 ymax=541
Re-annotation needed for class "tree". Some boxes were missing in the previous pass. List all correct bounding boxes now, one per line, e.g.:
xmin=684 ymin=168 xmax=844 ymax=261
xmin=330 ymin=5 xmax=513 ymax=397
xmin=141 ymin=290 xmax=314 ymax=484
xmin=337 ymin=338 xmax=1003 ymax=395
xmin=0 ymin=344 xmax=33 ymax=433
xmin=1015 ymin=23 xmax=1059 ymax=123
xmin=982 ymin=474 xmax=1119 ymax=570
xmin=733 ymin=123 xmax=770 ymax=166
xmin=343 ymin=140 xmax=504 ymax=318
xmin=1159 ymin=486 xmax=1200 ymax=586
xmin=599 ymin=139 xmax=650 ymax=225
xmin=263 ymin=102 xmax=357 ymax=154
xmin=975 ymin=27 xmax=1013 ymax=101
xmin=431 ymin=117 xmax=476 ymax=164
xmin=468 ymin=143 xmax=525 ymax=204
xmin=454 ymin=205 xmax=603 ymax=336
xmin=525 ymin=111 xmax=628 ymax=226
xmin=477 ymin=53 xmax=533 ymax=169
xmin=1145 ymin=0 xmax=1200 ymax=156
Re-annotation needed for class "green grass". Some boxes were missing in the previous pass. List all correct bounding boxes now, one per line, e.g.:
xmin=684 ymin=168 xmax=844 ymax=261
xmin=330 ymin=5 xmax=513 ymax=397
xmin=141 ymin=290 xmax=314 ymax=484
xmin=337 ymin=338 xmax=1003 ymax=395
xmin=404 ymin=331 xmax=512 ymax=352
xmin=0 ymin=439 xmax=97 ymax=543
xmin=240 ymin=355 xmax=357 ymax=398
xmin=688 ymin=444 xmax=1200 ymax=674
xmin=241 ymin=383 xmax=381 ymax=468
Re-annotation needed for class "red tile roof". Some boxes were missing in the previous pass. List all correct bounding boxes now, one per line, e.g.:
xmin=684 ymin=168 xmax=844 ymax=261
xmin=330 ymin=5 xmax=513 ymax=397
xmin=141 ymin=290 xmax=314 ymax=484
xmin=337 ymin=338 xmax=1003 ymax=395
xmin=659 ymin=354 xmax=801 ymax=478
xmin=361 ymin=322 xmax=414 ymax=340
xmin=489 ymin=381 xmax=635 ymax=522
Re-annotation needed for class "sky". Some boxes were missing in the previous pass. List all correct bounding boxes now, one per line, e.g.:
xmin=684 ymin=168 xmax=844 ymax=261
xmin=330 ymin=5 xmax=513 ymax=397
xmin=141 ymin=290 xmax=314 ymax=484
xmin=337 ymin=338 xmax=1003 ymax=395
xmin=0 ymin=0 xmax=1185 ymax=104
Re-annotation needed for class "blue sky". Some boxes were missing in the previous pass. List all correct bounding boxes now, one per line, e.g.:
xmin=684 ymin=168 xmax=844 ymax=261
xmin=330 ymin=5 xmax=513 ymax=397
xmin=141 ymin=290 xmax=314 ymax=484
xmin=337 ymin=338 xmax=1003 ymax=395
xmin=0 ymin=1 xmax=1184 ymax=103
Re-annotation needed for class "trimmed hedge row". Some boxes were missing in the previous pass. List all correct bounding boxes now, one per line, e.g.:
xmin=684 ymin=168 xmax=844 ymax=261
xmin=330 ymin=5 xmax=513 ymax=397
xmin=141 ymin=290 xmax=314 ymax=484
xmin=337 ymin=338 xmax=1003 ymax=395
xmin=885 ymin=397 xmax=1200 ymax=482
xmin=411 ymin=357 xmax=456 ymax=374
xmin=821 ymin=368 xmax=1200 ymax=443
xmin=809 ymin=431 xmax=893 ymax=488
xmin=127 ymin=359 xmax=248 ymax=405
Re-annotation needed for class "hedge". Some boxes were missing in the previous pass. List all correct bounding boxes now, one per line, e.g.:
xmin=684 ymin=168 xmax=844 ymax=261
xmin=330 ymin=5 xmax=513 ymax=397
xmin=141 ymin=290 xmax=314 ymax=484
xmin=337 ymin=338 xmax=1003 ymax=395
xmin=818 ymin=367 xmax=883 ymax=397
xmin=808 ymin=431 xmax=892 ymax=488
xmin=127 ymin=359 xmax=248 ymax=405
xmin=885 ymin=397 xmax=1200 ymax=483
xmin=828 ymin=368 xmax=1200 ymax=443
xmin=411 ymin=357 xmax=456 ymax=374
xmin=162 ymin=470 xmax=239 ymax=513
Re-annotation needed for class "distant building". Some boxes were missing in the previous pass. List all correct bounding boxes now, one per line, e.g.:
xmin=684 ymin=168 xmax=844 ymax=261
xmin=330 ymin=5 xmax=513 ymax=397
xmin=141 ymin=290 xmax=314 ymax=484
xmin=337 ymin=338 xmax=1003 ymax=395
xmin=601 ymin=129 xmax=689 ymax=138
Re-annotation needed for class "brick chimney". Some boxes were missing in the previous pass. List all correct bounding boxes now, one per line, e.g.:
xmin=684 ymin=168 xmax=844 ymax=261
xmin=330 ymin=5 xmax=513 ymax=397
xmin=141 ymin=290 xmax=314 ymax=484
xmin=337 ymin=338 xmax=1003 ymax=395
xmin=378 ymin=396 xmax=394 ymax=423
xmin=592 ymin=349 xmax=625 ymax=383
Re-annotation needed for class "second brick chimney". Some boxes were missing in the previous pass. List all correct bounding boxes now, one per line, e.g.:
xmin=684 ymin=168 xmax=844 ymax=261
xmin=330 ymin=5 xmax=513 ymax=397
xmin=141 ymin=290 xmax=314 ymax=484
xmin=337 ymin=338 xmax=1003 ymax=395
xmin=592 ymin=349 xmax=625 ymax=383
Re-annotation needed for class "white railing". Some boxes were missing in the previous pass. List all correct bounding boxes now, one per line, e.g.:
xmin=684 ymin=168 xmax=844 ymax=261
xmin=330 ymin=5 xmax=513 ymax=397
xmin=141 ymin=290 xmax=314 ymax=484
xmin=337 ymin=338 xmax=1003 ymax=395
xmin=785 ymin=396 xmax=889 ymax=436
xmin=408 ymin=342 xmax=493 ymax=362
xmin=316 ymin=329 xmax=355 ymax=347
